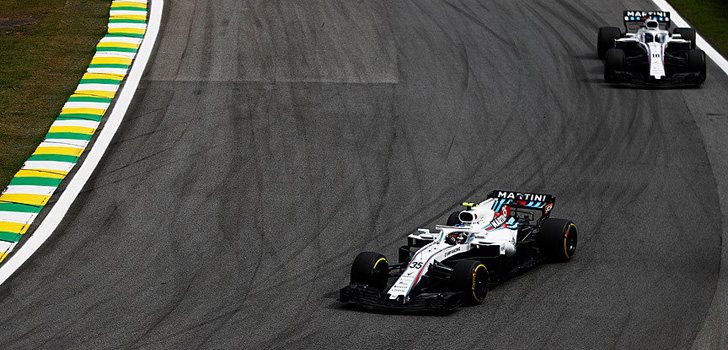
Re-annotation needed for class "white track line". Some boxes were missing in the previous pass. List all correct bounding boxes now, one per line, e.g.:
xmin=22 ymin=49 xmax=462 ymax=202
xmin=0 ymin=0 xmax=164 ymax=285
xmin=651 ymin=1 xmax=728 ymax=349
xmin=651 ymin=0 xmax=728 ymax=75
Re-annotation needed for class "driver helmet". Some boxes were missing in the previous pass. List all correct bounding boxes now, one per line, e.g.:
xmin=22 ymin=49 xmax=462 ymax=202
xmin=446 ymin=231 xmax=467 ymax=245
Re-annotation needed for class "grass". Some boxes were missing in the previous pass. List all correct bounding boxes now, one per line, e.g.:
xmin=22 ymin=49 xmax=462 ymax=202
xmin=0 ymin=1 xmax=110 ymax=190
xmin=668 ymin=0 xmax=728 ymax=54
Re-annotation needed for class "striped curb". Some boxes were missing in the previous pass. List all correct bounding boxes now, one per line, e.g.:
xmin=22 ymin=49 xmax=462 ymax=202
xmin=0 ymin=0 xmax=149 ymax=262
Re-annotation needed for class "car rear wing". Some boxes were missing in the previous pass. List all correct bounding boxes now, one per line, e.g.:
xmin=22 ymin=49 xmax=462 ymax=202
xmin=623 ymin=11 xmax=671 ymax=32
xmin=486 ymin=190 xmax=555 ymax=216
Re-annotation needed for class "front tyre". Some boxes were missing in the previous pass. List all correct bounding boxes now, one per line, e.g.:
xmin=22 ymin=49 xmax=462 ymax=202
xmin=604 ymin=48 xmax=625 ymax=83
xmin=598 ymin=27 xmax=622 ymax=59
xmin=350 ymin=252 xmax=389 ymax=290
xmin=451 ymin=260 xmax=489 ymax=305
xmin=539 ymin=218 xmax=577 ymax=262
xmin=687 ymin=49 xmax=707 ymax=85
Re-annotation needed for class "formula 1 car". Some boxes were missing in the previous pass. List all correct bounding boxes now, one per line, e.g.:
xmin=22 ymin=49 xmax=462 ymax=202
xmin=339 ymin=190 xmax=577 ymax=312
xmin=597 ymin=11 xmax=706 ymax=86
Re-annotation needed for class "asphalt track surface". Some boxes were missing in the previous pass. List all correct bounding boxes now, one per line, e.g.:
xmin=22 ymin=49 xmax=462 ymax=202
xmin=2 ymin=0 xmax=728 ymax=348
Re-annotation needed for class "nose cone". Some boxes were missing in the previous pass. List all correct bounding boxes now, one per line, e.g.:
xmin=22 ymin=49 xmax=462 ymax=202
xmin=647 ymin=42 xmax=666 ymax=79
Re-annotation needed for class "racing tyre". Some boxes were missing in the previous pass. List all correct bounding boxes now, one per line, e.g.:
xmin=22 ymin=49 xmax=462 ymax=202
xmin=604 ymin=48 xmax=625 ymax=83
xmin=451 ymin=260 xmax=489 ymax=305
xmin=673 ymin=28 xmax=696 ymax=49
xmin=598 ymin=26 xmax=621 ymax=59
xmin=446 ymin=211 xmax=462 ymax=226
xmin=687 ymin=49 xmax=707 ymax=85
xmin=350 ymin=252 xmax=389 ymax=290
xmin=538 ymin=218 xmax=577 ymax=262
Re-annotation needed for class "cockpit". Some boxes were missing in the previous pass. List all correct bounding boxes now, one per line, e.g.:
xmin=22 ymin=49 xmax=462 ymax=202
xmin=642 ymin=32 xmax=667 ymax=44
xmin=445 ymin=231 xmax=468 ymax=245
xmin=639 ymin=19 xmax=668 ymax=44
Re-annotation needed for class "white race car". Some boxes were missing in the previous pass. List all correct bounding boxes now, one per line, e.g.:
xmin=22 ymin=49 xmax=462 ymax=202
xmin=597 ymin=11 xmax=706 ymax=86
xmin=339 ymin=190 xmax=577 ymax=312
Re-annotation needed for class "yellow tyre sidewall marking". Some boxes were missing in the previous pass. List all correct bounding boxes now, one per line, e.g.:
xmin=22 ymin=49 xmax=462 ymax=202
xmin=471 ymin=264 xmax=487 ymax=302
xmin=563 ymin=223 xmax=577 ymax=258
xmin=373 ymin=257 xmax=387 ymax=271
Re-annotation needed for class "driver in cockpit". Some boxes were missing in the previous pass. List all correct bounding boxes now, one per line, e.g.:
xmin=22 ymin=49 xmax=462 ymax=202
xmin=445 ymin=231 xmax=468 ymax=245
xmin=640 ymin=19 xmax=667 ymax=44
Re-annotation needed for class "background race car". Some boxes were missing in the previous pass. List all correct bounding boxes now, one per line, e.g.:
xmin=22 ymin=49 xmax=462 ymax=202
xmin=597 ymin=11 xmax=706 ymax=86
xmin=339 ymin=190 xmax=578 ymax=312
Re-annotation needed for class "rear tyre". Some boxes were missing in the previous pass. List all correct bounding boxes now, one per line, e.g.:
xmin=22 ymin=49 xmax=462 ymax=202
xmin=604 ymin=48 xmax=625 ymax=83
xmin=538 ymin=218 xmax=577 ymax=262
xmin=350 ymin=252 xmax=389 ymax=290
xmin=451 ymin=260 xmax=489 ymax=305
xmin=446 ymin=211 xmax=462 ymax=226
xmin=673 ymin=27 xmax=696 ymax=49
xmin=598 ymin=26 xmax=622 ymax=59
xmin=687 ymin=49 xmax=707 ymax=85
